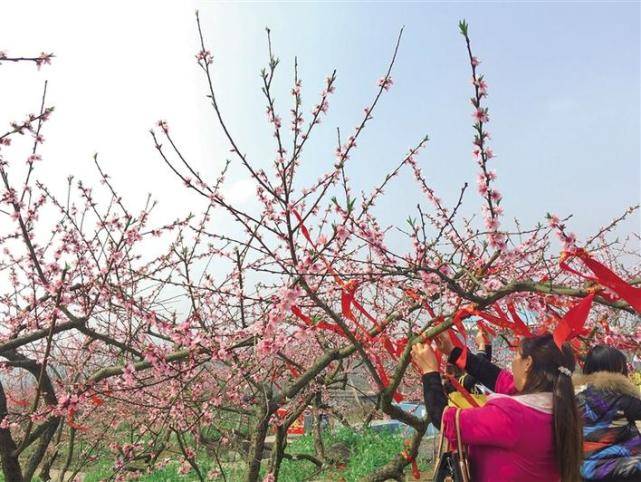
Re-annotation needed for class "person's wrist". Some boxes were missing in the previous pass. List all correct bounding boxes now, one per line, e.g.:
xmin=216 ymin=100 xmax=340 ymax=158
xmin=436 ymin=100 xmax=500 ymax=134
xmin=421 ymin=366 xmax=439 ymax=375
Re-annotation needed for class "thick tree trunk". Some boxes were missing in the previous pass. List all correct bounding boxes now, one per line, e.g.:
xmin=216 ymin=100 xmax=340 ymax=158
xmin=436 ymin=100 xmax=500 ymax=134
xmin=0 ymin=382 xmax=23 ymax=482
xmin=360 ymin=456 xmax=405 ymax=482
xmin=38 ymin=445 xmax=58 ymax=481
xmin=23 ymin=419 xmax=59 ymax=482
xmin=266 ymin=392 xmax=316 ymax=480
xmin=311 ymin=392 xmax=325 ymax=462
xmin=38 ymin=412 xmax=64 ymax=481
xmin=362 ymin=351 xmax=428 ymax=482
xmin=3 ymin=351 xmax=60 ymax=482
xmin=245 ymin=408 xmax=272 ymax=482
xmin=267 ymin=427 xmax=286 ymax=480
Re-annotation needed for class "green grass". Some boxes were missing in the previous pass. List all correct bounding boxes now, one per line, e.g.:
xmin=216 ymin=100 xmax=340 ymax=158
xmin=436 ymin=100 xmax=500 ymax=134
xmin=83 ymin=458 xmax=219 ymax=482
xmin=260 ymin=428 xmax=431 ymax=482
xmin=289 ymin=428 xmax=430 ymax=481
xmin=4 ymin=428 xmax=431 ymax=481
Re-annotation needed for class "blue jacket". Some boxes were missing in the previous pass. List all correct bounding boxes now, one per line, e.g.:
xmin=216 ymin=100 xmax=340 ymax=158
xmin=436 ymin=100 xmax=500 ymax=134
xmin=575 ymin=371 xmax=641 ymax=481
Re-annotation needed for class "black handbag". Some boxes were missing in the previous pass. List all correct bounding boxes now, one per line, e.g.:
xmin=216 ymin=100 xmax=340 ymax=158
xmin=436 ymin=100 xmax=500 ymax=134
xmin=433 ymin=408 xmax=471 ymax=482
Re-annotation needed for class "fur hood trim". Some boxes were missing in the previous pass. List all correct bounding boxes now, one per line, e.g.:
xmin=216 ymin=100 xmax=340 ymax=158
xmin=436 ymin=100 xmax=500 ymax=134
xmin=574 ymin=371 xmax=641 ymax=398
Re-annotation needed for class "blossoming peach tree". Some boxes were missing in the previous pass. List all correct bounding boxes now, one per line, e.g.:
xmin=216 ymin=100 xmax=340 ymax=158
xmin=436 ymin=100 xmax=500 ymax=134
xmin=0 ymin=15 xmax=639 ymax=482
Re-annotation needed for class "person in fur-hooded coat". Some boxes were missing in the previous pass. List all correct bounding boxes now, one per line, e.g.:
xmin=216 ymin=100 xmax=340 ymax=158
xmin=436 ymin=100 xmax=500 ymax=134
xmin=575 ymin=345 xmax=641 ymax=482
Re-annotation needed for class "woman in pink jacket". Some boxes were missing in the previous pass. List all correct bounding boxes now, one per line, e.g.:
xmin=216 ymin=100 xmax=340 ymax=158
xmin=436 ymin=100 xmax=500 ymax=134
xmin=412 ymin=333 xmax=582 ymax=482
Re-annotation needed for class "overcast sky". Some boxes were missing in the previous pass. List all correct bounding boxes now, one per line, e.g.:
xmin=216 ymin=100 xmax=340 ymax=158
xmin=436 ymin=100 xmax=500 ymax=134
xmin=0 ymin=1 xmax=639 ymax=248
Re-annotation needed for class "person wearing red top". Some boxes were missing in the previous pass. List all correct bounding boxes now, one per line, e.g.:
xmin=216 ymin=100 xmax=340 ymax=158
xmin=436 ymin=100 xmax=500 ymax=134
xmin=412 ymin=332 xmax=583 ymax=482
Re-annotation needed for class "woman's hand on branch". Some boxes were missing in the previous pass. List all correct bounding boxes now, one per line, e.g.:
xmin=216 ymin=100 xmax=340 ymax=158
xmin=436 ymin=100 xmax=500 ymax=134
xmin=475 ymin=327 xmax=489 ymax=351
xmin=411 ymin=342 xmax=440 ymax=375
xmin=434 ymin=333 xmax=454 ymax=356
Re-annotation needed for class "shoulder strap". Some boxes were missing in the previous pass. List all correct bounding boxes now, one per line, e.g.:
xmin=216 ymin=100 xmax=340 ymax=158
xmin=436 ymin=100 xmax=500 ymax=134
xmin=436 ymin=407 xmax=448 ymax=455
xmin=455 ymin=408 xmax=464 ymax=455
xmin=455 ymin=408 xmax=471 ymax=482
xmin=432 ymin=407 xmax=449 ymax=479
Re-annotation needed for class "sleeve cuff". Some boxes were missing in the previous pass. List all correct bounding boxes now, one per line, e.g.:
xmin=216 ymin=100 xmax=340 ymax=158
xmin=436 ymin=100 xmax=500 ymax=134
xmin=448 ymin=347 xmax=463 ymax=365
xmin=421 ymin=371 xmax=442 ymax=388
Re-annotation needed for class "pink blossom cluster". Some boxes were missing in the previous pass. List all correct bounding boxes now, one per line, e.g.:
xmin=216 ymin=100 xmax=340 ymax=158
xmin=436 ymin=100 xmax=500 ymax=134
xmin=195 ymin=49 xmax=213 ymax=65
xmin=464 ymin=46 xmax=505 ymax=248
xmin=290 ymin=79 xmax=304 ymax=133
xmin=377 ymin=75 xmax=394 ymax=91
xmin=355 ymin=217 xmax=389 ymax=261
xmin=266 ymin=105 xmax=281 ymax=130
xmin=35 ymin=52 xmax=53 ymax=69
xmin=156 ymin=119 xmax=169 ymax=133
xmin=547 ymin=213 xmax=577 ymax=250
xmin=308 ymin=75 xmax=335 ymax=129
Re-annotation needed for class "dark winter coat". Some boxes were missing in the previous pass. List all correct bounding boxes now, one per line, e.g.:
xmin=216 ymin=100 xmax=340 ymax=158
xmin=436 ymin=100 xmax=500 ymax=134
xmin=575 ymin=371 xmax=641 ymax=481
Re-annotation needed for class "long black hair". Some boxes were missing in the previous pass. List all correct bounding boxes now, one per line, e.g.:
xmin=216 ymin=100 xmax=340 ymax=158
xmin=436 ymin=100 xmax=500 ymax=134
xmin=520 ymin=333 xmax=582 ymax=482
xmin=583 ymin=344 xmax=628 ymax=375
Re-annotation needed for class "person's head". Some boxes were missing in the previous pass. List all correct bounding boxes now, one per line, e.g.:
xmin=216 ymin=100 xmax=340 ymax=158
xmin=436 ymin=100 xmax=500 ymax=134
xmin=583 ymin=344 xmax=628 ymax=375
xmin=511 ymin=333 xmax=582 ymax=482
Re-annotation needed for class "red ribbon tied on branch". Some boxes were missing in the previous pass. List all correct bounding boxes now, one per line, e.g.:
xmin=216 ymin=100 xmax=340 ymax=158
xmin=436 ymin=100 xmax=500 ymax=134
xmin=552 ymin=292 xmax=595 ymax=350
xmin=447 ymin=329 xmax=468 ymax=371
xmin=445 ymin=373 xmax=481 ymax=408
xmin=291 ymin=209 xmax=407 ymax=401
xmin=401 ymin=439 xmax=421 ymax=480
xmin=291 ymin=303 xmax=405 ymax=402
xmin=473 ymin=304 xmax=532 ymax=338
xmin=560 ymin=248 xmax=641 ymax=313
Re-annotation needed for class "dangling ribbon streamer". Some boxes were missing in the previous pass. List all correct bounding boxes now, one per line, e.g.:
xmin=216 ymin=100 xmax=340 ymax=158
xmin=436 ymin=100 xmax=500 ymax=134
xmin=447 ymin=329 xmax=468 ymax=371
xmin=473 ymin=306 xmax=532 ymax=337
xmin=292 ymin=209 xmax=316 ymax=248
xmin=66 ymin=411 xmax=88 ymax=431
xmin=292 ymin=210 xmax=406 ymax=400
xmin=338 ymin=282 xmax=399 ymax=397
xmin=285 ymin=361 xmax=301 ymax=378
xmin=445 ymin=373 xmax=480 ymax=408
xmin=445 ymin=306 xmax=478 ymax=370
xmin=561 ymin=249 xmax=641 ymax=313
xmin=404 ymin=288 xmax=436 ymax=317
xmin=476 ymin=320 xmax=496 ymax=339
xmin=552 ymin=292 xmax=595 ymax=349
xmin=451 ymin=306 xmax=474 ymax=337
xmin=340 ymin=280 xmax=375 ymax=340
xmin=294 ymin=209 xmax=388 ymax=339
xmin=506 ymin=302 xmax=532 ymax=336
xmin=401 ymin=447 xmax=421 ymax=480
xmin=341 ymin=279 xmax=359 ymax=322
xmin=291 ymin=307 xmax=403 ymax=400
xmin=291 ymin=305 xmax=349 ymax=338
xmin=372 ymin=352 xmax=404 ymax=402
xmin=340 ymin=280 xmax=403 ymax=362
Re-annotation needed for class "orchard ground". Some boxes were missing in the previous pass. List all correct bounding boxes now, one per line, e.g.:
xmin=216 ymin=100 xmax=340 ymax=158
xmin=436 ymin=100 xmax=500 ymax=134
xmin=0 ymin=428 xmax=435 ymax=481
